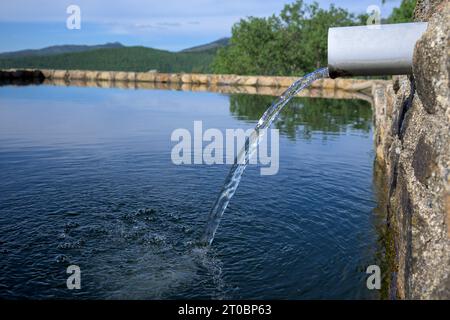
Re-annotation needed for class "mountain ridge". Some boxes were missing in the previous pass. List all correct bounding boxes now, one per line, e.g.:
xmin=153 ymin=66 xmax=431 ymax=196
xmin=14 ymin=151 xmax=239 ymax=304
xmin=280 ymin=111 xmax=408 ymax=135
xmin=0 ymin=38 xmax=230 ymax=73
xmin=0 ymin=42 xmax=124 ymax=59
xmin=0 ymin=46 xmax=216 ymax=73
xmin=0 ymin=38 xmax=230 ymax=59
xmin=180 ymin=37 xmax=230 ymax=53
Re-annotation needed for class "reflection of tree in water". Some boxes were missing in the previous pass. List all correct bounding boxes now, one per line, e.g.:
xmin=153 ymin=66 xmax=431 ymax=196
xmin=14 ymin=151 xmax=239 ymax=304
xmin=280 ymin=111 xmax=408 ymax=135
xmin=229 ymin=94 xmax=372 ymax=140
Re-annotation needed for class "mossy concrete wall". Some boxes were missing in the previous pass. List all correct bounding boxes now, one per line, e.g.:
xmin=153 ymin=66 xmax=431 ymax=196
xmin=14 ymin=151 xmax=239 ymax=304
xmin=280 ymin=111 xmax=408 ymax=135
xmin=372 ymin=0 xmax=449 ymax=299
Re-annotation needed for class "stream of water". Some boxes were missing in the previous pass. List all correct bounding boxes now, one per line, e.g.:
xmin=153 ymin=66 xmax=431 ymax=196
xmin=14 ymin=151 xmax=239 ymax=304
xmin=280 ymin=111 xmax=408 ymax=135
xmin=201 ymin=68 xmax=330 ymax=245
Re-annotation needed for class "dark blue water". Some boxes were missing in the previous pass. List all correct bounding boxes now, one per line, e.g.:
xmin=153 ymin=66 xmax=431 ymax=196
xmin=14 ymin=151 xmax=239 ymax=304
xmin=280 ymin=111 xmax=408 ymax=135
xmin=0 ymin=84 xmax=380 ymax=299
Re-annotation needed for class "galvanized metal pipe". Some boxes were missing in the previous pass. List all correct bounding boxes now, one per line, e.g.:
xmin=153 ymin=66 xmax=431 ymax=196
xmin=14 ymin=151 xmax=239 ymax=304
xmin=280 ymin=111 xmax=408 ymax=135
xmin=328 ymin=22 xmax=428 ymax=78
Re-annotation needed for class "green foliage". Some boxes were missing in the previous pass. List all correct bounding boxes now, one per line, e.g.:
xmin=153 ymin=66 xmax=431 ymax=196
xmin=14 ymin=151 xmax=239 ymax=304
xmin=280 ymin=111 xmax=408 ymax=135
xmin=387 ymin=0 xmax=416 ymax=23
xmin=212 ymin=0 xmax=358 ymax=76
xmin=212 ymin=16 xmax=284 ymax=76
xmin=0 ymin=46 xmax=215 ymax=73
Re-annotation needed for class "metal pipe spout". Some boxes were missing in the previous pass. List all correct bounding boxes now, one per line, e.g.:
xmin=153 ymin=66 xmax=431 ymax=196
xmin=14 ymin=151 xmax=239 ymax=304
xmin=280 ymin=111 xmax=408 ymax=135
xmin=327 ymin=22 xmax=428 ymax=78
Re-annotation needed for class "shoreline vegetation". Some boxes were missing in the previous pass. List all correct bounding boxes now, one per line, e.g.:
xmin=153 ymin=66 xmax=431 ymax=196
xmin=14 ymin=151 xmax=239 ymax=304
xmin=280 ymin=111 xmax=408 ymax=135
xmin=0 ymin=1 xmax=415 ymax=76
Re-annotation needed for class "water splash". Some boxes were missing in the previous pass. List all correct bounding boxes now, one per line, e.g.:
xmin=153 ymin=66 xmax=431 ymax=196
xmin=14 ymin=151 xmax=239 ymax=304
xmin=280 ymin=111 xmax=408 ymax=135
xmin=201 ymin=67 xmax=329 ymax=245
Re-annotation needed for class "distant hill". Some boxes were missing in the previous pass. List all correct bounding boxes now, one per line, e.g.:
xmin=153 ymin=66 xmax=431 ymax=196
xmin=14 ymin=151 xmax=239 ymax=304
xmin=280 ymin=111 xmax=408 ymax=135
xmin=0 ymin=38 xmax=232 ymax=73
xmin=0 ymin=46 xmax=215 ymax=73
xmin=0 ymin=42 xmax=124 ymax=59
xmin=181 ymin=37 xmax=230 ymax=53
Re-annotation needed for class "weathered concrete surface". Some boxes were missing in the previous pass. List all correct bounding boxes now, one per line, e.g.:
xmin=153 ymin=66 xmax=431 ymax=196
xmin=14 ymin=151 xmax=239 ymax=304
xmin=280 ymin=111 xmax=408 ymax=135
xmin=373 ymin=0 xmax=450 ymax=299
xmin=414 ymin=0 xmax=448 ymax=21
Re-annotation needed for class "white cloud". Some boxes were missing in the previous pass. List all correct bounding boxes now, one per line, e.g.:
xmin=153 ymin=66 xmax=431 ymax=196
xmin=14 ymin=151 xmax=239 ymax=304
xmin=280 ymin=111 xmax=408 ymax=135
xmin=0 ymin=0 xmax=402 ymax=51
xmin=0 ymin=0 xmax=401 ymax=23
xmin=0 ymin=0 xmax=286 ymax=22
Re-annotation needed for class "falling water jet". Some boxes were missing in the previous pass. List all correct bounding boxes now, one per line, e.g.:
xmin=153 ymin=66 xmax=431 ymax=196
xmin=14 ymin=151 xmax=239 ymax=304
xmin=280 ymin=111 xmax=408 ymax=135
xmin=200 ymin=22 xmax=428 ymax=246
xmin=200 ymin=67 xmax=330 ymax=246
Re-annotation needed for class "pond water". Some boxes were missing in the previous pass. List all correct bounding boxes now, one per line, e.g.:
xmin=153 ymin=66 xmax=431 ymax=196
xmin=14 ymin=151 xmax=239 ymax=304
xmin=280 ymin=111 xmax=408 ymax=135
xmin=0 ymin=84 xmax=384 ymax=299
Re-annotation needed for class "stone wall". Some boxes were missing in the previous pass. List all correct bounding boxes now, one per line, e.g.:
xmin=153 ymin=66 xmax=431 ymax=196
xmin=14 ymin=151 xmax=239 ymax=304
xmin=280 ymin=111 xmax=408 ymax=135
xmin=0 ymin=68 xmax=382 ymax=92
xmin=373 ymin=0 xmax=449 ymax=299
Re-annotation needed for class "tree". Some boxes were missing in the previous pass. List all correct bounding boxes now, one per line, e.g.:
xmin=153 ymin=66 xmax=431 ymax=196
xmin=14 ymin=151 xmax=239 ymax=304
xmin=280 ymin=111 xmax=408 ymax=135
xmin=387 ymin=0 xmax=416 ymax=23
xmin=279 ymin=2 xmax=356 ymax=72
xmin=212 ymin=16 xmax=284 ymax=75
xmin=212 ymin=0 xmax=357 ymax=76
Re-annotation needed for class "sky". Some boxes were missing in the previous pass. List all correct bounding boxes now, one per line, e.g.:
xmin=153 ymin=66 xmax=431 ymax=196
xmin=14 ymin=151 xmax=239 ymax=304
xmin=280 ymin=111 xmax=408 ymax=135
xmin=0 ymin=0 xmax=403 ymax=53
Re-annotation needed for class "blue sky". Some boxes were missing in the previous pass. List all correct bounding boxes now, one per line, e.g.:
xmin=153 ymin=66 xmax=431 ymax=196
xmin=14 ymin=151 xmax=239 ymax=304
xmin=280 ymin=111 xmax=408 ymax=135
xmin=0 ymin=0 xmax=402 ymax=53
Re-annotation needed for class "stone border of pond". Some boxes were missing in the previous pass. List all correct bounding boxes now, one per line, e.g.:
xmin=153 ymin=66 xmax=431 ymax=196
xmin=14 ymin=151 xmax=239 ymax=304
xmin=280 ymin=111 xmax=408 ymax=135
xmin=0 ymin=68 xmax=388 ymax=93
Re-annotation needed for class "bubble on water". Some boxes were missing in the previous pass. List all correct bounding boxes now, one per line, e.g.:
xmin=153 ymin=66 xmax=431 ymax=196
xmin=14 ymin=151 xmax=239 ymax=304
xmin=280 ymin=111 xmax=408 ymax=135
xmin=55 ymin=254 xmax=70 ymax=263
xmin=64 ymin=221 xmax=79 ymax=233
xmin=136 ymin=208 xmax=156 ymax=216
xmin=143 ymin=233 xmax=166 ymax=246
xmin=58 ymin=233 xmax=67 ymax=239
xmin=53 ymin=206 xmax=226 ymax=298
xmin=57 ymin=239 xmax=84 ymax=250
xmin=167 ymin=212 xmax=180 ymax=220
xmin=124 ymin=207 xmax=157 ymax=220
xmin=178 ymin=225 xmax=193 ymax=234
